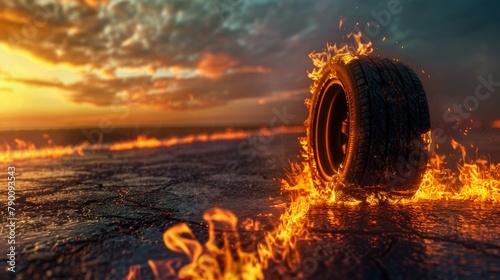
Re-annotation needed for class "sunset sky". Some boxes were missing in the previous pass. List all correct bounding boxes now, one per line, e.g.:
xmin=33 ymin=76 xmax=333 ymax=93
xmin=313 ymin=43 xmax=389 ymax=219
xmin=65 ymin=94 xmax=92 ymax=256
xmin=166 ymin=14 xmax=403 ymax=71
xmin=1 ymin=0 xmax=499 ymax=130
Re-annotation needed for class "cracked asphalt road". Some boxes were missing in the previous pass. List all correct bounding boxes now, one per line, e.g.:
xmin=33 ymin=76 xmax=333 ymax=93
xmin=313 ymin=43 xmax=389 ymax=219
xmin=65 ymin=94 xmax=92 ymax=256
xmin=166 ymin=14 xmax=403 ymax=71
xmin=1 ymin=133 xmax=499 ymax=279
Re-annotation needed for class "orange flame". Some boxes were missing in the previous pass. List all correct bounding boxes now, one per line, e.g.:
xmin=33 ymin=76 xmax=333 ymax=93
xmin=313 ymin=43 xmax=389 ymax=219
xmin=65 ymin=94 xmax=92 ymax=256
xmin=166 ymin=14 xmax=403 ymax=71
xmin=411 ymin=139 xmax=500 ymax=203
xmin=307 ymin=31 xmax=373 ymax=84
xmin=147 ymin=208 xmax=264 ymax=280
xmin=0 ymin=137 xmax=90 ymax=163
xmin=0 ymin=127 xmax=304 ymax=163
xmin=109 ymin=127 xmax=304 ymax=151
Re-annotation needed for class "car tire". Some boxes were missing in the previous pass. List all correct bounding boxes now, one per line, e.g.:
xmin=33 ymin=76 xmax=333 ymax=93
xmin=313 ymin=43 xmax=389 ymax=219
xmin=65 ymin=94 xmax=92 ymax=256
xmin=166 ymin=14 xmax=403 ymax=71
xmin=307 ymin=54 xmax=431 ymax=197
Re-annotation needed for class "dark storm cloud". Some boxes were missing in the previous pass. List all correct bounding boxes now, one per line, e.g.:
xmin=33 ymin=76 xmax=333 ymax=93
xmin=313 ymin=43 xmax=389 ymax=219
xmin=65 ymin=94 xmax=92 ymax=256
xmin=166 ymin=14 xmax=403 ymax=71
xmin=1 ymin=0 xmax=499 ymax=123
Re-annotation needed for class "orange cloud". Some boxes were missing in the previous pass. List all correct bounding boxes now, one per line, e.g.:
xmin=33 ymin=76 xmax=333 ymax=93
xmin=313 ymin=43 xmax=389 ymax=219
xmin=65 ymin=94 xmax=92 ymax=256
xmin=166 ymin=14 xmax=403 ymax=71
xmin=491 ymin=119 xmax=500 ymax=128
xmin=197 ymin=53 xmax=238 ymax=80
xmin=233 ymin=66 xmax=271 ymax=74
xmin=84 ymin=0 xmax=109 ymax=9
xmin=0 ymin=7 xmax=31 ymax=24
xmin=197 ymin=53 xmax=271 ymax=80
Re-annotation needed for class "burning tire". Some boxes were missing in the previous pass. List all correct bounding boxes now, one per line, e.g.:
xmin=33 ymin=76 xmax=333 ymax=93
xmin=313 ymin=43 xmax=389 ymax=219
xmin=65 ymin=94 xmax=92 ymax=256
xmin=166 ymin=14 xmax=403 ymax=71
xmin=308 ymin=54 xmax=431 ymax=197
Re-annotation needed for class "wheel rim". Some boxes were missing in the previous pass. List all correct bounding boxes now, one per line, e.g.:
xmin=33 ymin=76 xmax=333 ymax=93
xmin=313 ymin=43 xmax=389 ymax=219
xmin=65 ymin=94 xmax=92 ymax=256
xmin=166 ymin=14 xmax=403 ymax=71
xmin=314 ymin=82 xmax=349 ymax=181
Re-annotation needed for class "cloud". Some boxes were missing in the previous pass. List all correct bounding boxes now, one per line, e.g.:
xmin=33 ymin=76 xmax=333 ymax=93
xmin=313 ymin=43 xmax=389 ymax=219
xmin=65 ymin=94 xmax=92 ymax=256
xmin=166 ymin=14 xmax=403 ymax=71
xmin=197 ymin=53 xmax=239 ymax=80
xmin=73 ymin=70 xmax=283 ymax=110
xmin=6 ymin=77 xmax=64 ymax=88
xmin=0 ymin=0 xmax=311 ymax=115
xmin=197 ymin=52 xmax=270 ymax=80
xmin=8 ymin=69 xmax=279 ymax=111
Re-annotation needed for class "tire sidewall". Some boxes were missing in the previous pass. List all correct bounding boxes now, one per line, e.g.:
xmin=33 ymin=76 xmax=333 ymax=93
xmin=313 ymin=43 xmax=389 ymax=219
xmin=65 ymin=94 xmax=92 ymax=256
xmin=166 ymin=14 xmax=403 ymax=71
xmin=308 ymin=56 xmax=360 ymax=187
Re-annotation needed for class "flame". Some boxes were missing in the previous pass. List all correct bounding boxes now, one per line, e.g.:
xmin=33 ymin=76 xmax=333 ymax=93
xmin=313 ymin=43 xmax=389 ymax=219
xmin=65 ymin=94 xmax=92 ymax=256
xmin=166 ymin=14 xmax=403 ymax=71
xmin=109 ymin=127 xmax=304 ymax=151
xmin=147 ymin=209 xmax=264 ymax=280
xmin=0 ymin=126 xmax=304 ymax=163
xmin=307 ymin=31 xmax=373 ymax=85
xmin=108 ymin=135 xmax=164 ymax=150
xmin=0 ymin=137 xmax=90 ymax=163
xmin=127 ymin=29 xmax=499 ymax=279
xmin=411 ymin=139 xmax=500 ymax=202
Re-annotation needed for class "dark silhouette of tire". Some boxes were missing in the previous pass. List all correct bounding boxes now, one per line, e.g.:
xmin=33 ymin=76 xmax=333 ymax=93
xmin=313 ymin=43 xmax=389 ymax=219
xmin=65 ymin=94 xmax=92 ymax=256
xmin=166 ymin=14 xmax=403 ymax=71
xmin=308 ymin=54 xmax=431 ymax=197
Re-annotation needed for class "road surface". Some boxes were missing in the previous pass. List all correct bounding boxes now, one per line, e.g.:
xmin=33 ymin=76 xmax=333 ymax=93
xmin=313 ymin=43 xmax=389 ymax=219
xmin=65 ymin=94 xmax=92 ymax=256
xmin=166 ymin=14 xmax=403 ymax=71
xmin=1 ymin=133 xmax=499 ymax=279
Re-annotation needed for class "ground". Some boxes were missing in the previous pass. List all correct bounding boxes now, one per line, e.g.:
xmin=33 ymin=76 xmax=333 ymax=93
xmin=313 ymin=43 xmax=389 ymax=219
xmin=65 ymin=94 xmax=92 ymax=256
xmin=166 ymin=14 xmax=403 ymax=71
xmin=1 ymin=133 xmax=499 ymax=279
